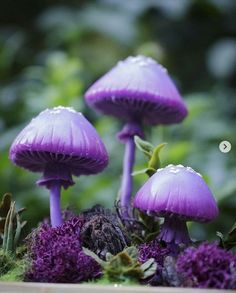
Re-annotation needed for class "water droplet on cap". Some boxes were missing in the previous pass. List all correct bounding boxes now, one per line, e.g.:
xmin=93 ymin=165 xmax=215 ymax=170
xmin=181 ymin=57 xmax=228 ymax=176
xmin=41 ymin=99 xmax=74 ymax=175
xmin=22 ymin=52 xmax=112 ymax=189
xmin=169 ymin=168 xmax=180 ymax=174
xmin=158 ymin=64 xmax=168 ymax=73
xmin=48 ymin=106 xmax=76 ymax=114
xmin=124 ymin=55 xmax=157 ymax=67
xmin=196 ymin=172 xmax=203 ymax=177
xmin=186 ymin=166 xmax=203 ymax=177
xmin=186 ymin=166 xmax=194 ymax=173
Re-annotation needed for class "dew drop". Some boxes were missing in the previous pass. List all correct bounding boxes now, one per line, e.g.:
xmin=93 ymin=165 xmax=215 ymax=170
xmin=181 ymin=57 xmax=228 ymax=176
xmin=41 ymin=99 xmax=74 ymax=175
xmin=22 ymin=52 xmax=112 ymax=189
xmin=186 ymin=166 xmax=203 ymax=177
xmin=158 ymin=64 xmax=168 ymax=73
xmin=169 ymin=169 xmax=180 ymax=174
xmin=167 ymin=164 xmax=174 ymax=167
xmin=186 ymin=166 xmax=195 ymax=173
xmin=177 ymin=164 xmax=184 ymax=168
xmin=196 ymin=172 xmax=203 ymax=177
xmin=47 ymin=106 xmax=76 ymax=115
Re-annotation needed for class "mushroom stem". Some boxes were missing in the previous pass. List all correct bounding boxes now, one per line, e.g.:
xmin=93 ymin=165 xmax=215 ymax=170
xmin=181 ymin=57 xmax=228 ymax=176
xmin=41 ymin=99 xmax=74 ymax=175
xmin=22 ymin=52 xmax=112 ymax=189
xmin=159 ymin=216 xmax=191 ymax=245
xmin=49 ymin=183 xmax=62 ymax=227
xmin=117 ymin=122 xmax=144 ymax=217
xmin=37 ymin=164 xmax=75 ymax=227
xmin=120 ymin=137 xmax=135 ymax=215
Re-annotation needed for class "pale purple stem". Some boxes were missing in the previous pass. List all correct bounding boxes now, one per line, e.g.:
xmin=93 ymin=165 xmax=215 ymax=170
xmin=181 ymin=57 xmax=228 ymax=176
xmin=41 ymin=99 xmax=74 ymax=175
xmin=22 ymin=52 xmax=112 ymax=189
xmin=120 ymin=137 xmax=135 ymax=215
xmin=159 ymin=216 xmax=191 ymax=245
xmin=49 ymin=183 xmax=62 ymax=227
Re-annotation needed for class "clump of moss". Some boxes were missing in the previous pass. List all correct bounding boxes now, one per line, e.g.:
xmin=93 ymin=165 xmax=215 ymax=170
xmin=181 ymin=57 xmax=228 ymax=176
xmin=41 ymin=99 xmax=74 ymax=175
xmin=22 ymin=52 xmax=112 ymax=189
xmin=0 ymin=261 xmax=26 ymax=281
xmin=0 ymin=249 xmax=26 ymax=281
xmin=0 ymin=193 xmax=27 ymax=282
xmin=176 ymin=242 xmax=236 ymax=289
xmin=0 ymin=249 xmax=15 ymax=276
xmin=25 ymin=217 xmax=101 ymax=283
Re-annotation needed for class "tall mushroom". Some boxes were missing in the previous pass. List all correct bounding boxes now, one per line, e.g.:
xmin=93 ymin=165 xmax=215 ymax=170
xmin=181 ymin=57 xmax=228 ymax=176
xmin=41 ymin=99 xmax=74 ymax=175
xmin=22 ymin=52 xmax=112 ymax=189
xmin=9 ymin=106 xmax=108 ymax=227
xmin=133 ymin=164 xmax=219 ymax=244
xmin=85 ymin=55 xmax=188 ymax=216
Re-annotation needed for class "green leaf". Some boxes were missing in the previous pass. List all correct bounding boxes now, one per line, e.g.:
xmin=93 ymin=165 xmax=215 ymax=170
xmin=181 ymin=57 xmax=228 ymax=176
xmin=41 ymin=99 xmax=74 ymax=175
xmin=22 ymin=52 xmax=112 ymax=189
xmin=105 ymin=252 xmax=113 ymax=262
xmin=148 ymin=143 xmax=167 ymax=171
xmin=20 ymin=221 xmax=27 ymax=230
xmin=2 ymin=209 xmax=10 ymax=252
xmin=97 ymin=246 xmax=144 ymax=283
xmin=134 ymin=136 xmax=154 ymax=158
xmin=1 ymin=196 xmax=26 ymax=254
xmin=124 ymin=246 xmax=138 ymax=260
xmin=217 ymin=223 xmax=236 ymax=250
xmin=82 ymin=247 xmax=106 ymax=266
xmin=216 ymin=231 xmax=224 ymax=240
xmin=130 ymin=234 xmax=144 ymax=244
xmin=141 ymin=258 xmax=157 ymax=279
xmin=5 ymin=202 xmax=15 ymax=253
xmin=14 ymin=214 xmax=21 ymax=250
xmin=17 ymin=208 xmax=26 ymax=216
xmin=132 ymin=167 xmax=156 ymax=177
xmin=0 ymin=194 xmax=12 ymax=219
xmin=134 ymin=140 xmax=167 ymax=178
xmin=145 ymin=231 xmax=160 ymax=242
xmin=130 ymin=210 xmax=160 ymax=245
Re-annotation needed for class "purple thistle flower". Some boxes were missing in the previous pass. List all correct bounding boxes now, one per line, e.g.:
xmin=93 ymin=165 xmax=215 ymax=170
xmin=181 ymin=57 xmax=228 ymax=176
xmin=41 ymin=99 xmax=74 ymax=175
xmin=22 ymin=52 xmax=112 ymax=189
xmin=138 ymin=239 xmax=172 ymax=285
xmin=176 ymin=242 xmax=236 ymax=289
xmin=25 ymin=216 xmax=101 ymax=283
xmin=139 ymin=240 xmax=171 ymax=265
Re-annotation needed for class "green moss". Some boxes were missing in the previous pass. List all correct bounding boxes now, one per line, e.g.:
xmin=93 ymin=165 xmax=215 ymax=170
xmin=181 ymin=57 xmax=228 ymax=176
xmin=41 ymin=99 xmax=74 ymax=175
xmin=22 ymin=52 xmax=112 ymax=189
xmin=0 ymin=248 xmax=26 ymax=282
xmin=0 ymin=259 xmax=26 ymax=282
xmin=0 ymin=249 xmax=15 ymax=276
xmin=95 ymin=276 xmax=138 ymax=285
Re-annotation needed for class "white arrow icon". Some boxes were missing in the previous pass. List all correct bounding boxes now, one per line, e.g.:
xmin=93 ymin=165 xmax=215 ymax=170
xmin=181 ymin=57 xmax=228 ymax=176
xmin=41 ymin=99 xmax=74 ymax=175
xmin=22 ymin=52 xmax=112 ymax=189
xmin=219 ymin=141 xmax=231 ymax=153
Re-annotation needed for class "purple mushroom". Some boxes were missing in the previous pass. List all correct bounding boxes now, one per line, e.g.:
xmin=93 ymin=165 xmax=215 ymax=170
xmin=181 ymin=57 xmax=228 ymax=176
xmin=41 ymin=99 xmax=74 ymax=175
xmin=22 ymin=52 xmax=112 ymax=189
xmin=9 ymin=106 xmax=108 ymax=227
xmin=85 ymin=55 xmax=187 ymax=216
xmin=133 ymin=164 xmax=219 ymax=244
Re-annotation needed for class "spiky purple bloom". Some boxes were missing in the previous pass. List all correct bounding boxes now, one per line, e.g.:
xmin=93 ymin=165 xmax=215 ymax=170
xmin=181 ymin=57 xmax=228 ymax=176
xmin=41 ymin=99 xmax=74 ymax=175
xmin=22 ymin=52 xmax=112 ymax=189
xmin=138 ymin=239 xmax=172 ymax=285
xmin=134 ymin=165 xmax=219 ymax=244
xmin=139 ymin=239 xmax=171 ymax=266
xmin=25 ymin=216 xmax=102 ymax=283
xmin=176 ymin=242 xmax=236 ymax=289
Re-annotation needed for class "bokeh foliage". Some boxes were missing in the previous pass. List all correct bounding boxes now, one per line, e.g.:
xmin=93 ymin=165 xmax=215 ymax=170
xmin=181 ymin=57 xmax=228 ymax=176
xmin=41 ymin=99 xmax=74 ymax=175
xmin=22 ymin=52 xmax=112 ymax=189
xmin=0 ymin=0 xmax=236 ymax=239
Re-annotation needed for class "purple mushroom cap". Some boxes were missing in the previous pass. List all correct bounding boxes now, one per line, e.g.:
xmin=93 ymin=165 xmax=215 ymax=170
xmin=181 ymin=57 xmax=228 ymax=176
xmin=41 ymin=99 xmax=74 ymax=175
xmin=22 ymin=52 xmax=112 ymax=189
xmin=9 ymin=106 xmax=109 ymax=188
xmin=134 ymin=164 xmax=218 ymax=221
xmin=85 ymin=55 xmax=188 ymax=125
xmin=134 ymin=164 xmax=219 ymax=244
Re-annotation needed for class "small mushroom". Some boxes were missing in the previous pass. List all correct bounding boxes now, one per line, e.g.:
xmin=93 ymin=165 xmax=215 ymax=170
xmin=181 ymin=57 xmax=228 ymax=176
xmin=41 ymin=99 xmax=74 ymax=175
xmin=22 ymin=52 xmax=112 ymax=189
xmin=9 ymin=106 xmax=108 ymax=227
xmin=85 ymin=56 xmax=188 ymax=216
xmin=133 ymin=164 xmax=219 ymax=244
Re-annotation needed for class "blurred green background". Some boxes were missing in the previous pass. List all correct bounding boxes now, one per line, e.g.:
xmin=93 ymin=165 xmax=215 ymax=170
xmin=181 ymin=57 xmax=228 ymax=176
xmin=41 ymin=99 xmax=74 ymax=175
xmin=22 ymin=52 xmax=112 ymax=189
xmin=0 ymin=0 xmax=236 ymax=240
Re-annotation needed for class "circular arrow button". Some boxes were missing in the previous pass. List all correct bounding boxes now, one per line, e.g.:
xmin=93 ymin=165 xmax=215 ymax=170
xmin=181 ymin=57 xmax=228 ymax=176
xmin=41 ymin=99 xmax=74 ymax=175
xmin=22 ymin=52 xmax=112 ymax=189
xmin=219 ymin=140 xmax=231 ymax=153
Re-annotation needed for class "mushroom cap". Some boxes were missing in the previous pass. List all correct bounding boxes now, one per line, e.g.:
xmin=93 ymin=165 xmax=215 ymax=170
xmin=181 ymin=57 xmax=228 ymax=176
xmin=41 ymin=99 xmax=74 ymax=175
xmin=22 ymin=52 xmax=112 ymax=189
xmin=9 ymin=106 xmax=109 ymax=177
xmin=85 ymin=55 xmax=188 ymax=125
xmin=133 ymin=164 xmax=218 ymax=222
